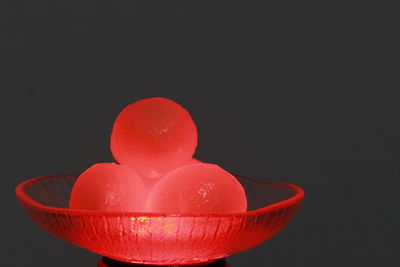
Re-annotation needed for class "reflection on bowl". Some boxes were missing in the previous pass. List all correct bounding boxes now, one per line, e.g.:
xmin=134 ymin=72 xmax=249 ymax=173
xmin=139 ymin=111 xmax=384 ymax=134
xmin=16 ymin=174 xmax=304 ymax=266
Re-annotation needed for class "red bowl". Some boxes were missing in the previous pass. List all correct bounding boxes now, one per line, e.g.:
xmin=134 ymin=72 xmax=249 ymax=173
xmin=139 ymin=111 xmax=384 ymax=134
xmin=15 ymin=174 xmax=304 ymax=266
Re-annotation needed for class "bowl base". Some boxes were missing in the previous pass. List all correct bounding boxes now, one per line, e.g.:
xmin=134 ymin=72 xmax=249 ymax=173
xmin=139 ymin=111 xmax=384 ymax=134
xmin=98 ymin=257 xmax=227 ymax=267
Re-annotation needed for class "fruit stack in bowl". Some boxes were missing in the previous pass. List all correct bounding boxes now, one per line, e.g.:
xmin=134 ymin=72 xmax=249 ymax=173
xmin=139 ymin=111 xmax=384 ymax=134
xmin=70 ymin=97 xmax=247 ymax=214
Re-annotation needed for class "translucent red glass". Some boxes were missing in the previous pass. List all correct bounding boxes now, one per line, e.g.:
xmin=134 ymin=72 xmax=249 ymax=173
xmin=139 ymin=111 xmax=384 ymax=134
xmin=98 ymin=257 xmax=228 ymax=266
xmin=140 ymin=159 xmax=202 ymax=192
xmin=146 ymin=163 xmax=247 ymax=214
xmin=16 ymin=174 xmax=304 ymax=266
xmin=110 ymin=97 xmax=198 ymax=179
xmin=69 ymin=163 xmax=147 ymax=212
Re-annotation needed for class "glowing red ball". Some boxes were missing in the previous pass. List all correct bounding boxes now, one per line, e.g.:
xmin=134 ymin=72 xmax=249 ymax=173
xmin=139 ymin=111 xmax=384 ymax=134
xmin=70 ymin=163 xmax=146 ymax=212
xmin=110 ymin=97 xmax=198 ymax=178
xmin=189 ymin=158 xmax=202 ymax=164
xmin=141 ymin=158 xmax=203 ymax=192
xmin=146 ymin=163 xmax=247 ymax=214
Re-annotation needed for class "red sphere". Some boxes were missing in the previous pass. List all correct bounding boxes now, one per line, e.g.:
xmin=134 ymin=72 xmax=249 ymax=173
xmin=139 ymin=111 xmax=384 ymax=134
xmin=110 ymin=97 xmax=198 ymax=178
xmin=142 ymin=158 xmax=203 ymax=192
xmin=70 ymin=163 xmax=147 ymax=212
xmin=146 ymin=163 xmax=247 ymax=214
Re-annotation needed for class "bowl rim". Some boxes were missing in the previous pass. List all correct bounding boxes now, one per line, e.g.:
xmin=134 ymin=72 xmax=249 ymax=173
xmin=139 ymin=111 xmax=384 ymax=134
xmin=15 ymin=174 xmax=304 ymax=218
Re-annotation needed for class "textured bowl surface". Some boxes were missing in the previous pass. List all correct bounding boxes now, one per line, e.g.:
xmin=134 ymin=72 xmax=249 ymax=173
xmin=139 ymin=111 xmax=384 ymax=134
xmin=16 ymin=174 xmax=304 ymax=266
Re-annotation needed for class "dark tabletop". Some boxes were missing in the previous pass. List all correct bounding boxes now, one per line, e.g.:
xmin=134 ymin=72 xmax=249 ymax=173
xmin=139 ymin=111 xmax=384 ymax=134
xmin=1 ymin=1 xmax=399 ymax=266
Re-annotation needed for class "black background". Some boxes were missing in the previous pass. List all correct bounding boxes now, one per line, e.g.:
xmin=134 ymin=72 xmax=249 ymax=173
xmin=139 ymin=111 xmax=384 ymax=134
xmin=1 ymin=1 xmax=399 ymax=266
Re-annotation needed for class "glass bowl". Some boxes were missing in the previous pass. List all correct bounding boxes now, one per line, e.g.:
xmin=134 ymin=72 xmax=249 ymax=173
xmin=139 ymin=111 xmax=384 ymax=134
xmin=15 ymin=174 xmax=304 ymax=266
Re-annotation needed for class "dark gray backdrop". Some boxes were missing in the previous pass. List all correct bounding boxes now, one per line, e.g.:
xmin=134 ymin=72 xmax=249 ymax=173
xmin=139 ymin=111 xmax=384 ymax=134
xmin=1 ymin=1 xmax=399 ymax=266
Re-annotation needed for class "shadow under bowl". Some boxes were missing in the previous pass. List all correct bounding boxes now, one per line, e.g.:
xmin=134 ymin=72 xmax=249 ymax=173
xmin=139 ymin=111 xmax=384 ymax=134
xmin=15 ymin=174 xmax=304 ymax=266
